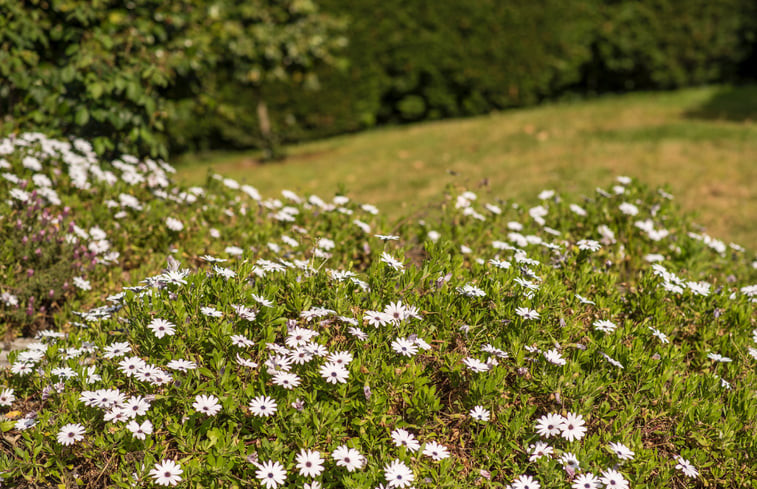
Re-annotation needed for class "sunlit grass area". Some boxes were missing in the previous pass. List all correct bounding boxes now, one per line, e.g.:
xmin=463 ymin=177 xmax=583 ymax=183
xmin=176 ymin=86 xmax=757 ymax=248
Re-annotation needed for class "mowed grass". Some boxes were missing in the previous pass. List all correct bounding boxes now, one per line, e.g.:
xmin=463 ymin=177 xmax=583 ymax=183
xmin=175 ymin=85 xmax=757 ymax=248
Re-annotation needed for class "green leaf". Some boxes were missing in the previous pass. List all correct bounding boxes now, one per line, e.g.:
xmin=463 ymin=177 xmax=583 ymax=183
xmin=74 ymin=107 xmax=89 ymax=126
xmin=89 ymin=82 xmax=104 ymax=99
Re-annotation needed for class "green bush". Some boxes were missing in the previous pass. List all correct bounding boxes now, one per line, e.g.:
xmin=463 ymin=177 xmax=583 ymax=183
xmin=584 ymin=0 xmax=757 ymax=91
xmin=0 ymin=0 xmax=345 ymax=158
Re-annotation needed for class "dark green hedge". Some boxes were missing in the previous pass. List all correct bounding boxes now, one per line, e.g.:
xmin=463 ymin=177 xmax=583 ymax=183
xmin=174 ymin=0 xmax=757 ymax=154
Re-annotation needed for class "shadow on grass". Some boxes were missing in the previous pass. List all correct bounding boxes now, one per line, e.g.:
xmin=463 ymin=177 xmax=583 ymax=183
xmin=684 ymin=85 xmax=757 ymax=122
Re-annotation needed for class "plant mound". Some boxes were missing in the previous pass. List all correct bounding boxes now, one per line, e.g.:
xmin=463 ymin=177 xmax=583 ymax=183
xmin=1 ymin=134 xmax=756 ymax=488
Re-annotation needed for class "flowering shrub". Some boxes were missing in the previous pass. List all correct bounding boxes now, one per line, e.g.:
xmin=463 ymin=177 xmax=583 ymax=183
xmin=0 ymin=194 xmax=86 ymax=335
xmin=0 ymin=133 xmax=756 ymax=488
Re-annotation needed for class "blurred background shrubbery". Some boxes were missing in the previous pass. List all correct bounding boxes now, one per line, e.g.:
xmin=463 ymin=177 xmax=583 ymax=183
xmin=1 ymin=0 xmax=756 ymax=158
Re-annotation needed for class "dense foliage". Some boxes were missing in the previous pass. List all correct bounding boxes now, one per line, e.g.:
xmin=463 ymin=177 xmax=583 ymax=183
xmin=2 ymin=0 xmax=755 ymax=155
xmin=180 ymin=0 xmax=757 ymax=151
xmin=0 ymin=0 xmax=345 ymax=158
xmin=1 ymin=133 xmax=756 ymax=488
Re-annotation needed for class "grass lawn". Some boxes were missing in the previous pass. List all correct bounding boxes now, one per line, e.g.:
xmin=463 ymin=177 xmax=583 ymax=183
xmin=175 ymin=85 xmax=757 ymax=249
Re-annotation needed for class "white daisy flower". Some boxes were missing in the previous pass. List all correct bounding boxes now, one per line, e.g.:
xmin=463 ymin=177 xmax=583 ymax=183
xmin=295 ymin=449 xmax=325 ymax=478
xmin=390 ymin=428 xmax=420 ymax=452
xmin=319 ymin=362 xmax=349 ymax=384
xmin=332 ymin=445 xmax=365 ymax=472
xmin=147 ymin=318 xmax=175 ymax=339
xmin=255 ymin=460 xmax=287 ymax=489
xmin=559 ymin=412 xmax=587 ymax=442
xmin=383 ymin=458 xmax=414 ymax=488
xmin=126 ymin=419 xmax=153 ymax=440
xmin=422 ymin=440 xmax=450 ymax=461
xmin=193 ymin=394 xmax=222 ymax=416
xmin=57 ymin=423 xmax=85 ymax=446
xmin=248 ymin=395 xmax=277 ymax=417
xmin=149 ymin=460 xmax=183 ymax=486
xmin=608 ymin=441 xmax=635 ymax=460
xmin=469 ymin=405 xmax=490 ymax=422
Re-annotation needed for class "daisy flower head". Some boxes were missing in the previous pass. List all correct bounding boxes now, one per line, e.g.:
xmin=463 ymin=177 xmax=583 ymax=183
xmin=570 ymin=203 xmax=587 ymax=216
xmin=200 ymin=306 xmax=222 ymax=318
xmin=255 ymin=460 xmax=287 ymax=489
xmin=363 ymin=310 xmax=391 ymax=328
xmin=147 ymin=318 xmax=176 ymax=339
xmin=619 ymin=202 xmax=639 ymax=216
xmin=463 ymin=357 xmax=491 ymax=373
xmin=57 ymin=423 xmax=85 ymax=446
xmin=122 ymin=395 xmax=151 ymax=418
xmin=213 ymin=265 xmax=237 ymax=279
xmin=543 ymin=349 xmax=567 ymax=366
xmin=469 ymin=405 xmax=491 ymax=423
xmin=559 ymin=412 xmax=587 ymax=442
xmin=295 ymin=449 xmax=325 ymax=478
xmin=272 ymin=371 xmax=301 ymax=389
xmin=126 ymin=419 xmax=153 ymax=440
xmin=535 ymin=413 xmax=565 ymax=438
xmin=149 ymin=459 xmax=183 ymax=486
xmin=391 ymin=337 xmax=418 ymax=357
xmin=248 ymin=395 xmax=277 ymax=417
xmin=286 ymin=327 xmax=318 ymax=347
xmin=593 ymin=320 xmax=617 ymax=334
xmin=674 ymin=456 xmax=699 ymax=478
xmin=166 ymin=359 xmax=197 ymax=372
xmin=599 ymin=468 xmax=628 ymax=489
xmin=515 ymin=307 xmax=540 ymax=320
xmin=0 ymin=388 xmax=15 ymax=406
xmin=348 ymin=326 xmax=368 ymax=341
xmin=419 ymin=440 xmax=450 ymax=462
xmin=577 ymin=240 xmax=601 ymax=252
xmin=332 ymin=444 xmax=366 ymax=472
xmin=231 ymin=334 xmax=255 ymax=347
xmin=380 ymin=252 xmax=405 ymax=272
xmin=165 ymin=217 xmax=184 ymax=232
xmin=327 ymin=350 xmax=353 ymax=366
xmin=73 ymin=276 xmax=91 ymax=291
xmin=384 ymin=458 xmax=415 ymax=488
xmin=383 ymin=301 xmax=408 ymax=322
xmin=608 ymin=441 xmax=635 ymax=460
xmin=103 ymin=341 xmax=131 ymax=359
xmin=193 ymin=394 xmax=222 ymax=416
xmin=319 ymin=362 xmax=349 ymax=384
xmin=707 ymin=352 xmax=732 ymax=363
xmin=529 ymin=441 xmax=553 ymax=461
xmin=559 ymin=452 xmax=580 ymax=472
xmin=648 ymin=326 xmax=670 ymax=344
xmin=510 ymin=474 xmax=540 ymax=489
xmin=572 ymin=473 xmax=601 ymax=489
xmin=390 ymin=428 xmax=421 ymax=452
xmin=251 ymin=294 xmax=274 ymax=307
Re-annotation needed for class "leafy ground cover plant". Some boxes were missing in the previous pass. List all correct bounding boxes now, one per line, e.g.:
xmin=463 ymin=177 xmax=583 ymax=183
xmin=0 ymin=133 xmax=756 ymax=488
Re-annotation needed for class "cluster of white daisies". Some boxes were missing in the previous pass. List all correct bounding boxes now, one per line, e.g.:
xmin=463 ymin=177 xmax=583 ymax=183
xmin=1 ymin=138 xmax=754 ymax=489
